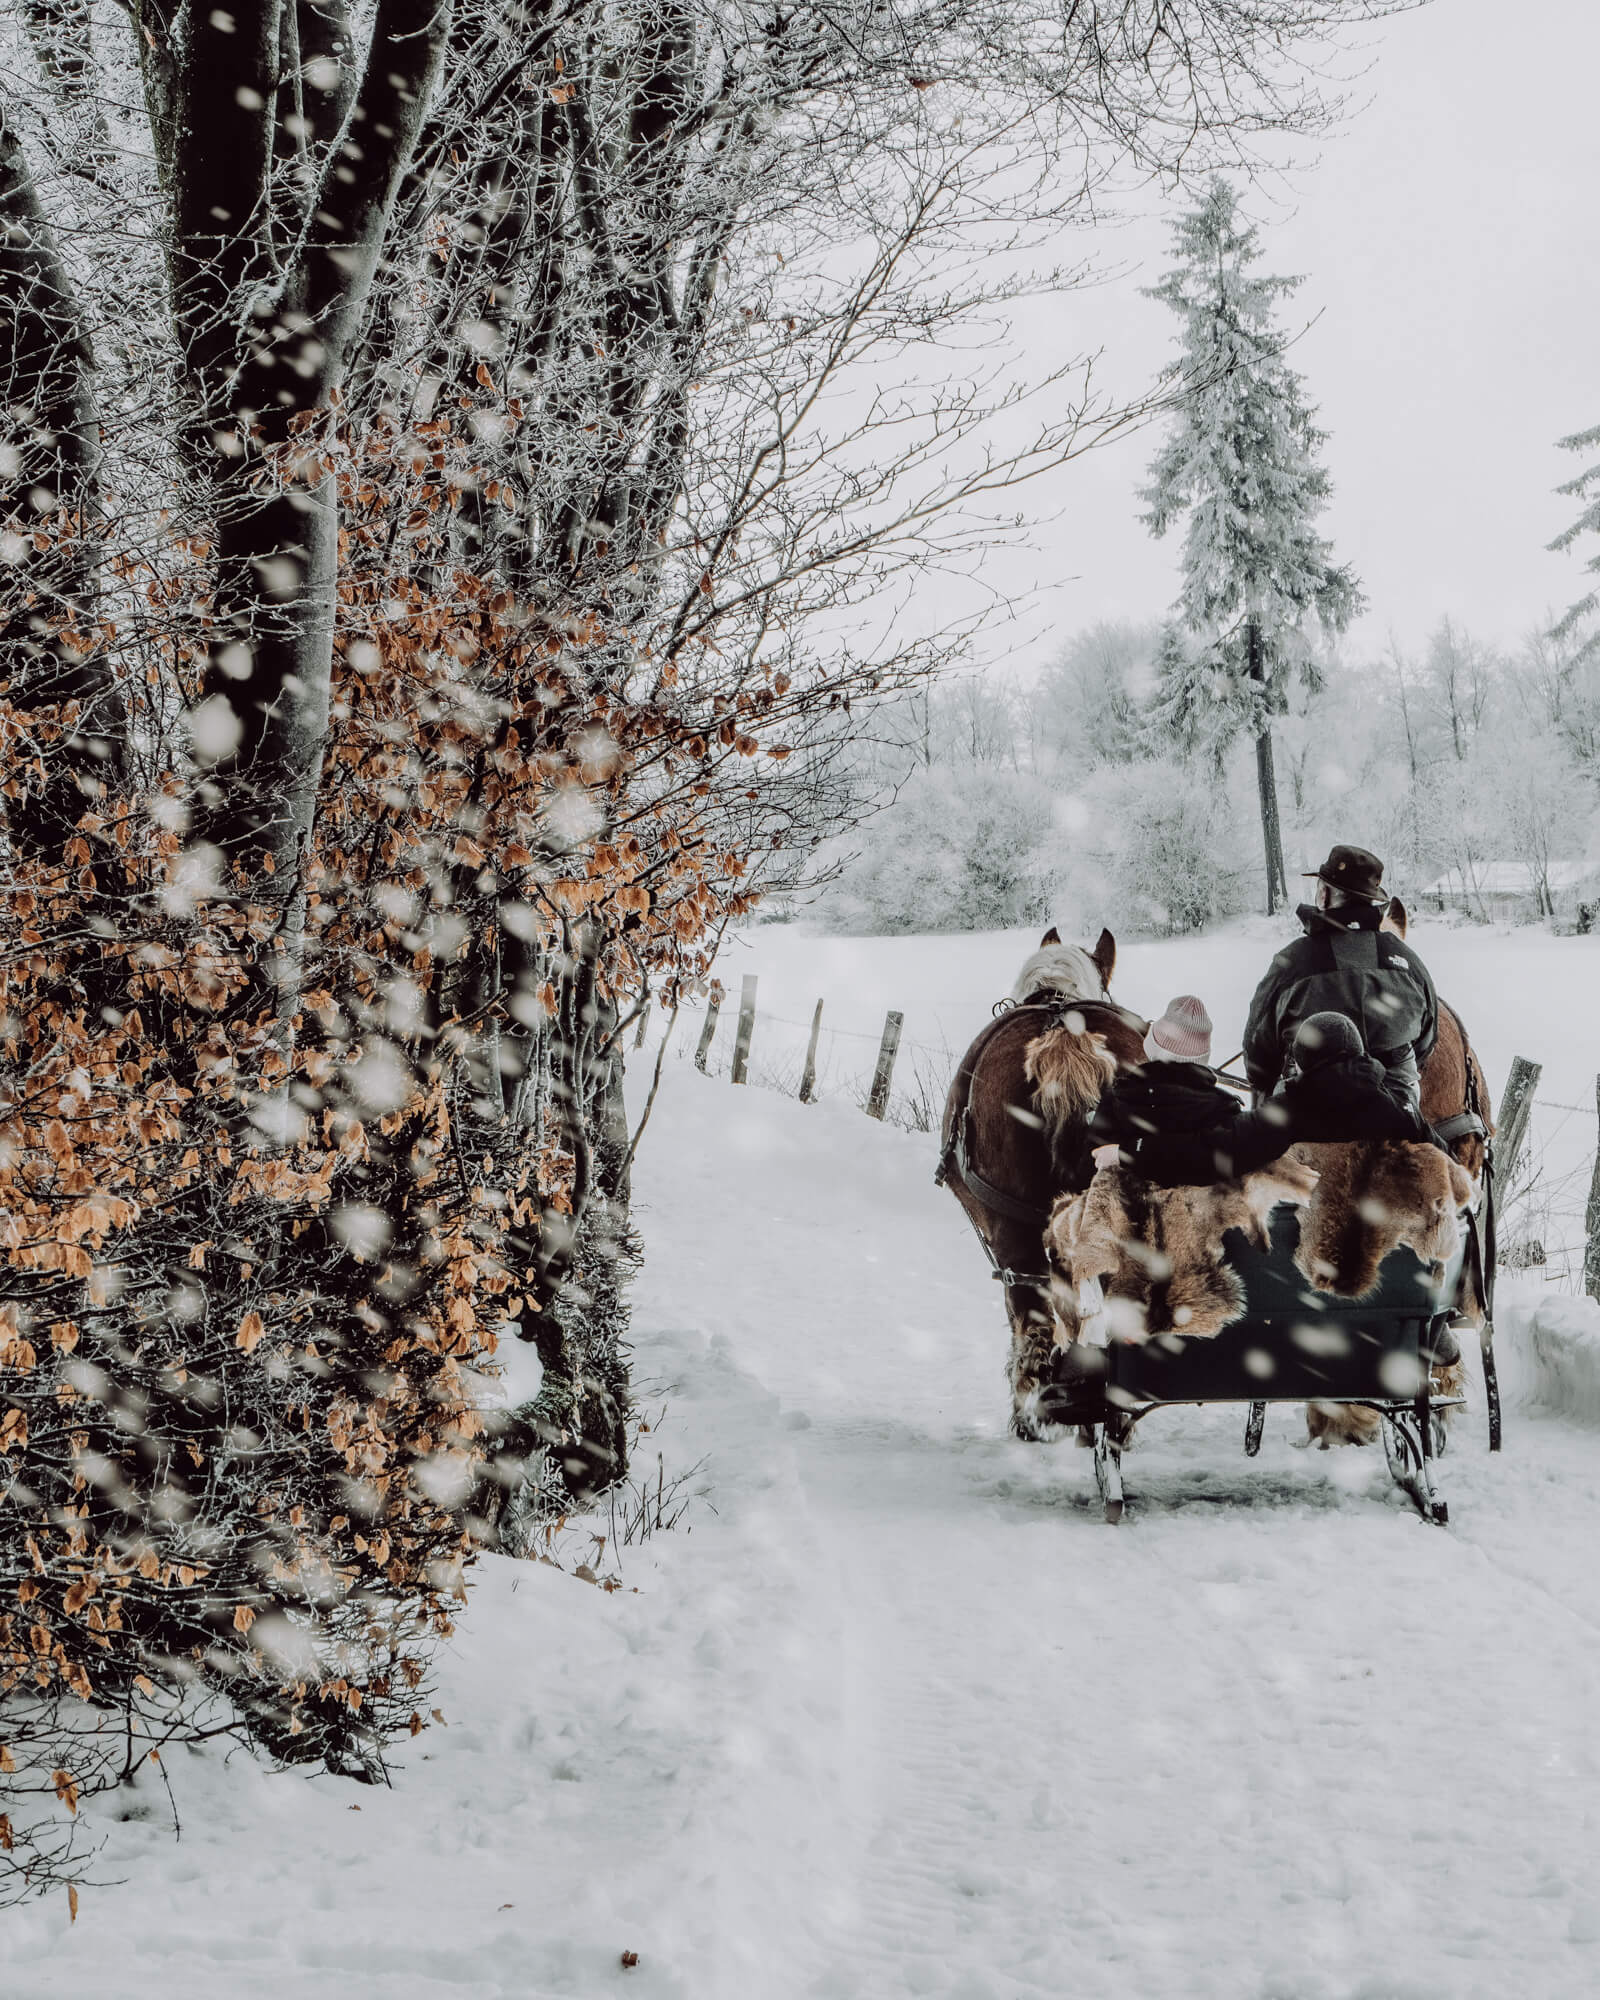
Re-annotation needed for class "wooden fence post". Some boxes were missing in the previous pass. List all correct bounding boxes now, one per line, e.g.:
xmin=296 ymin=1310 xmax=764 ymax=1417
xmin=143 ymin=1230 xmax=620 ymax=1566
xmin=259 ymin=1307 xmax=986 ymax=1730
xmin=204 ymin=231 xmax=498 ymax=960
xmin=1586 ymin=1077 xmax=1600 ymax=1302
xmin=799 ymin=999 xmax=824 ymax=1103
xmin=694 ymin=980 xmax=723 ymax=1073
xmin=866 ymin=1009 xmax=904 ymax=1120
xmin=730 ymin=975 xmax=757 ymax=1085
xmin=1495 ymin=1055 xmax=1541 ymax=1186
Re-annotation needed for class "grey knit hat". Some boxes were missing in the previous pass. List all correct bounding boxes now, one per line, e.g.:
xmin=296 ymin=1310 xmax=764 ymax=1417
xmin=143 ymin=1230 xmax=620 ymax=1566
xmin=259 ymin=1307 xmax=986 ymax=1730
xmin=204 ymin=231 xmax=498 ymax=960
xmin=1293 ymin=1011 xmax=1364 ymax=1069
xmin=1144 ymin=995 xmax=1213 ymax=1063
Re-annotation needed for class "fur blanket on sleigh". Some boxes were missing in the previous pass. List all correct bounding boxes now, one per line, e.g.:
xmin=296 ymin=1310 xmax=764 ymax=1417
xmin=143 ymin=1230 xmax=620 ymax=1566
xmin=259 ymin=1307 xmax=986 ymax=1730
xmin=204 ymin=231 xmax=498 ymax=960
xmin=1297 ymin=1139 xmax=1475 ymax=1445
xmin=1046 ymin=1140 xmax=1475 ymax=1350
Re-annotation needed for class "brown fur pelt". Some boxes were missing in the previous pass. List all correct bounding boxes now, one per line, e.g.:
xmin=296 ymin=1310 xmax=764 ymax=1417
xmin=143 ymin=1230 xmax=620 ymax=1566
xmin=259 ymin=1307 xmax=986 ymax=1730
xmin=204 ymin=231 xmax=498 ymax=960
xmin=1024 ymin=1020 xmax=1118 ymax=1147
xmin=1046 ymin=1158 xmax=1318 ymax=1345
xmin=1293 ymin=1141 xmax=1475 ymax=1299
xmin=1296 ymin=1138 xmax=1474 ymax=1447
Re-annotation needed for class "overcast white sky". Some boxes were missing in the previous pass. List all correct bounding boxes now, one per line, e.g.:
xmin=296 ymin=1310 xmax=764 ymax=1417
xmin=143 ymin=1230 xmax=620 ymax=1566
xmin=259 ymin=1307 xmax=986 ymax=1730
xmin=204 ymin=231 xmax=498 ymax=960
xmin=952 ymin=0 xmax=1600 ymax=677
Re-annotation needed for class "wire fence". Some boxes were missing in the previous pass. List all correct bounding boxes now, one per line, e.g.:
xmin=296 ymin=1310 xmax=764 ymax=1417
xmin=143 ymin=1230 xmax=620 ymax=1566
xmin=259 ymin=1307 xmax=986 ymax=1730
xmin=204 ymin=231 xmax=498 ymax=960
xmin=643 ymin=988 xmax=1600 ymax=1294
xmin=642 ymin=980 xmax=956 ymax=1132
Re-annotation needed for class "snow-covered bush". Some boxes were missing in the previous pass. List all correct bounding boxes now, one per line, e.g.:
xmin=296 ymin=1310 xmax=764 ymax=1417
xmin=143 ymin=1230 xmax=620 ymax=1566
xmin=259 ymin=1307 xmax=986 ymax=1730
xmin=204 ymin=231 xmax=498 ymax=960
xmin=1097 ymin=763 xmax=1247 ymax=935
xmin=826 ymin=764 xmax=1059 ymax=933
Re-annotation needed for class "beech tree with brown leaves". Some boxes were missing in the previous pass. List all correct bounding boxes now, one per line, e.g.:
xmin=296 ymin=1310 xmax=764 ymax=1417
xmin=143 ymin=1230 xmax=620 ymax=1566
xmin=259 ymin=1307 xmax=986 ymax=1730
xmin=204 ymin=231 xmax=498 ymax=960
xmin=2 ymin=0 xmax=1402 ymax=1898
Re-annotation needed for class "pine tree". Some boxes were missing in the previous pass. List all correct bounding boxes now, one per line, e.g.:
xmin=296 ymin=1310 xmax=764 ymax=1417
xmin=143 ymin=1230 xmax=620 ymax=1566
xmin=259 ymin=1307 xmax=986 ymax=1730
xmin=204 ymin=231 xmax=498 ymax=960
xmin=1141 ymin=178 xmax=1362 ymax=913
xmin=1549 ymin=423 xmax=1600 ymax=642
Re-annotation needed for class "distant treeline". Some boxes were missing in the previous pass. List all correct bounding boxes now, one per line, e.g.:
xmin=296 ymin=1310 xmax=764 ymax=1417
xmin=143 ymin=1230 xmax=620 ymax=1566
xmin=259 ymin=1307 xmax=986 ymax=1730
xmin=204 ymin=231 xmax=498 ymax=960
xmin=810 ymin=616 xmax=1600 ymax=936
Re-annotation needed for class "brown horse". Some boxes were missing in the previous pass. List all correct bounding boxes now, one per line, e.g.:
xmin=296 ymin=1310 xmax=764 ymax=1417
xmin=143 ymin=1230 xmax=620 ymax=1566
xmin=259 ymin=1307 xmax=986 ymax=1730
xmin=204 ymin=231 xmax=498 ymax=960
xmin=938 ymin=927 xmax=1147 ymax=1438
xmin=1390 ymin=896 xmax=1496 ymax=1350
xmin=1386 ymin=897 xmax=1494 ymax=1195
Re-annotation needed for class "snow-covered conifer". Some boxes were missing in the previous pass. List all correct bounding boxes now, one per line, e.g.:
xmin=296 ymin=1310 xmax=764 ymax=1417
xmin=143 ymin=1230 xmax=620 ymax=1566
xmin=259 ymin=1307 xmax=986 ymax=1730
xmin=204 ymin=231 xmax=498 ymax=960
xmin=1141 ymin=179 xmax=1361 ymax=912
xmin=1549 ymin=423 xmax=1600 ymax=643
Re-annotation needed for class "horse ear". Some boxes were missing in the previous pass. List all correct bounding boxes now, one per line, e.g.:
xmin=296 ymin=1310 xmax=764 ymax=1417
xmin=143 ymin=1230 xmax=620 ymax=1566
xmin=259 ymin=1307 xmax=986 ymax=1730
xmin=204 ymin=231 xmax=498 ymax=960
xmin=1039 ymin=926 xmax=1060 ymax=946
xmin=1091 ymin=928 xmax=1116 ymax=985
xmin=1383 ymin=896 xmax=1408 ymax=938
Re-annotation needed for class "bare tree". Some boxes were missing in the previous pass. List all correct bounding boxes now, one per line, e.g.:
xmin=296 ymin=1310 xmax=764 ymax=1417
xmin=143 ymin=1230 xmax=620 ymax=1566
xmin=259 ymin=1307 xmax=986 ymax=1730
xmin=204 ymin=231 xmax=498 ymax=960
xmin=1424 ymin=616 xmax=1496 ymax=764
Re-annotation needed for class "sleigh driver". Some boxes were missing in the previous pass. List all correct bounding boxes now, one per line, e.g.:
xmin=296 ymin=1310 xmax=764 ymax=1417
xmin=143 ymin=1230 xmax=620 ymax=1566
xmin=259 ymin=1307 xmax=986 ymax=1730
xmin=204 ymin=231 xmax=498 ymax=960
xmin=1243 ymin=843 xmax=1437 ymax=1113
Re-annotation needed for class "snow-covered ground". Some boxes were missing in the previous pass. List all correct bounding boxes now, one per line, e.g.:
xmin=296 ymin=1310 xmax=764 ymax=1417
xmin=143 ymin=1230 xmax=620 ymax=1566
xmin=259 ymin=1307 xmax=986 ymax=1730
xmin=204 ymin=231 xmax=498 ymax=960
xmin=7 ymin=922 xmax=1600 ymax=1999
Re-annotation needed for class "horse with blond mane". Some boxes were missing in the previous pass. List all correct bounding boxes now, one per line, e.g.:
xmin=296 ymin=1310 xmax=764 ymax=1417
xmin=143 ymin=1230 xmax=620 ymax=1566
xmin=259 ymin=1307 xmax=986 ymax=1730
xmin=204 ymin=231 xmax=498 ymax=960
xmin=938 ymin=928 xmax=1146 ymax=1438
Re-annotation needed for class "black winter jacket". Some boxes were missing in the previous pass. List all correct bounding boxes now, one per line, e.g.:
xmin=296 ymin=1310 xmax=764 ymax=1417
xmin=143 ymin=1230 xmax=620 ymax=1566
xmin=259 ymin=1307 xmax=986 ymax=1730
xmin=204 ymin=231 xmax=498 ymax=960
xmin=1123 ymin=1053 xmax=1436 ymax=1189
xmin=1242 ymin=904 xmax=1438 ymax=1102
xmin=1063 ymin=1060 xmax=1243 ymax=1189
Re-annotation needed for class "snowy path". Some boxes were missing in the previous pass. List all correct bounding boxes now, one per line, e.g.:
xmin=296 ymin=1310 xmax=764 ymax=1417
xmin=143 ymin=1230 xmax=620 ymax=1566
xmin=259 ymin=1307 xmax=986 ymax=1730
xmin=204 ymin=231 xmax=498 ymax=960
xmin=632 ymin=1076 xmax=1600 ymax=2000
xmin=8 ymin=1063 xmax=1600 ymax=1998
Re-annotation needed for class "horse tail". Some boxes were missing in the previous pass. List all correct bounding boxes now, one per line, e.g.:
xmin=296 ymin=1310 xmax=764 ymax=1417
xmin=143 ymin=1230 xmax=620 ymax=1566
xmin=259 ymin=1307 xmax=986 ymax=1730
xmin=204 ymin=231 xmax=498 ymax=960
xmin=1023 ymin=1020 xmax=1116 ymax=1143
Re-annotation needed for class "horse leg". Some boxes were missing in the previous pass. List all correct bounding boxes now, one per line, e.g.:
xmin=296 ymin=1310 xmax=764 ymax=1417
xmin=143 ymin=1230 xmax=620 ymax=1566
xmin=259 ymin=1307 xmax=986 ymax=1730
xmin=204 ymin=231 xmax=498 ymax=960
xmin=1006 ymin=1278 xmax=1059 ymax=1440
xmin=1306 ymin=1400 xmax=1380 ymax=1448
xmin=1003 ymin=1271 xmax=1076 ymax=1441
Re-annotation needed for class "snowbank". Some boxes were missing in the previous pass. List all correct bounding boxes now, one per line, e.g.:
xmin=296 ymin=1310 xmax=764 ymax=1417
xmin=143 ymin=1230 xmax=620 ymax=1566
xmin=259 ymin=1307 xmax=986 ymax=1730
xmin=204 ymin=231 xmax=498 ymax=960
xmin=1498 ymin=1286 xmax=1600 ymax=1427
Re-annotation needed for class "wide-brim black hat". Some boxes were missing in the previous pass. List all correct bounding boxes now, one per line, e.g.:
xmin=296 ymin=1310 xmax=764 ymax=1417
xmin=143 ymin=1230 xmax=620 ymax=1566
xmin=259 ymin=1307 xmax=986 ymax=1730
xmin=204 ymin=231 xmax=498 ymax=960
xmin=1302 ymin=844 xmax=1385 ymax=902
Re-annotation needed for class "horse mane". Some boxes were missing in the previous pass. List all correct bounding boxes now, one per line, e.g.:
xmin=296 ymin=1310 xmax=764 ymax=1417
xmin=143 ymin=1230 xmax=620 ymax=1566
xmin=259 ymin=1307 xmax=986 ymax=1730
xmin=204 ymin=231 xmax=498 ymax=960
xmin=1023 ymin=1022 xmax=1117 ymax=1141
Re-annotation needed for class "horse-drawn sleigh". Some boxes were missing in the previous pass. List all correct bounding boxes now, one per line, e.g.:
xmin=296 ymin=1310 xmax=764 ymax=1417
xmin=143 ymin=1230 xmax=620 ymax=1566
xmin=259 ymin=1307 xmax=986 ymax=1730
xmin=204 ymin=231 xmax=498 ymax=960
xmin=937 ymin=924 xmax=1498 ymax=1525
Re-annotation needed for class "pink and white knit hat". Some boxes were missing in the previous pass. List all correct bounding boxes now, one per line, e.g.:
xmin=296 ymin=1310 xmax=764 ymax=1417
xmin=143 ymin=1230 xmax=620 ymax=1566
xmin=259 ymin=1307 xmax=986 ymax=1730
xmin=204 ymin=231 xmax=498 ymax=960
xmin=1144 ymin=995 xmax=1213 ymax=1063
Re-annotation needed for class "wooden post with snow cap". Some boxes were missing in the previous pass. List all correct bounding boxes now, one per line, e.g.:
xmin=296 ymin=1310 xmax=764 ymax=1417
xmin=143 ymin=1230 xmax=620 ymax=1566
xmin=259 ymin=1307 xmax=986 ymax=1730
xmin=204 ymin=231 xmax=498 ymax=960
xmin=867 ymin=1010 xmax=904 ymax=1120
xmin=1495 ymin=1056 xmax=1541 ymax=1188
xmin=730 ymin=976 xmax=758 ymax=1085
xmin=693 ymin=980 xmax=723 ymax=1073
xmin=799 ymin=999 xmax=824 ymax=1103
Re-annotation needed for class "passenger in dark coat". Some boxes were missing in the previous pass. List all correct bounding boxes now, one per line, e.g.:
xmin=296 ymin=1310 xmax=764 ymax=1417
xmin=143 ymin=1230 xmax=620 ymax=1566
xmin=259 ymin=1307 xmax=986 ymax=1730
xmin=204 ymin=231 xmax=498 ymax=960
xmin=1242 ymin=844 xmax=1438 ymax=1110
xmin=1064 ymin=995 xmax=1242 ymax=1188
xmin=1111 ymin=1013 xmax=1437 ymax=1188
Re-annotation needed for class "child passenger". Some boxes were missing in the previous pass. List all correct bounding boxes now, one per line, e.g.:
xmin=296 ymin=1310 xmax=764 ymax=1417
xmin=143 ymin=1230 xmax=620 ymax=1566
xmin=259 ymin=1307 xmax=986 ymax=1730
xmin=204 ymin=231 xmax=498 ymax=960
xmin=1069 ymin=993 xmax=1240 ymax=1191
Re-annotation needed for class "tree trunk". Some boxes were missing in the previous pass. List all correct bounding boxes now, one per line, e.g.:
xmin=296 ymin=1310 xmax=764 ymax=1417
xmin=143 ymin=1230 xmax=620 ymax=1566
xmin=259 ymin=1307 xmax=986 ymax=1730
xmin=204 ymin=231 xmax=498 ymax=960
xmin=1255 ymin=726 xmax=1289 ymax=914
xmin=194 ymin=474 xmax=337 ymax=880
xmin=1247 ymin=619 xmax=1288 ymax=914
xmin=0 ymin=108 xmax=117 ymax=858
